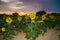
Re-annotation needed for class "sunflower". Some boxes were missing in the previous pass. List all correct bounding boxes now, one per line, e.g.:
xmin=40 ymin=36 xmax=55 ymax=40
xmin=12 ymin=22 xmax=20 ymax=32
xmin=1 ymin=27 xmax=5 ymax=32
xmin=29 ymin=13 xmax=36 ymax=20
xmin=25 ymin=16 xmax=29 ymax=20
xmin=42 ymin=15 xmax=46 ymax=20
xmin=18 ymin=16 xmax=22 ymax=21
xmin=37 ymin=20 xmax=44 ymax=23
xmin=6 ymin=17 xmax=13 ymax=24
xmin=49 ymin=15 xmax=55 ymax=20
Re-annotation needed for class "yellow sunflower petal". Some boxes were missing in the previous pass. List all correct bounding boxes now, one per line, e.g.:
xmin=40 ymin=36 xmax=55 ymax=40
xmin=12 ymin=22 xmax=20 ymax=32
xmin=42 ymin=15 xmax=46 ymax=20
xmin=18 ymin=16 xmax=22 ymax=21
xmin=29 ymin=13 xmax=36 ymax=20
xmin=6 ymin=17 xmax=13 ymax=24
xmin=25 ymin=16 xmax=29 ymax=19
xmin=37 ymin=20 xmax=44 ymax=23
xmin=1 ymin=27 xmax=5 ymax=32
xmin=49 ymin=15 xmax=55 ymax=19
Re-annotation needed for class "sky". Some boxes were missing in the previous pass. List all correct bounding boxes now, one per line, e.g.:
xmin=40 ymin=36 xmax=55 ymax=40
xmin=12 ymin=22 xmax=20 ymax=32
xmin=0 ymin=0 xmax=60 ymax=13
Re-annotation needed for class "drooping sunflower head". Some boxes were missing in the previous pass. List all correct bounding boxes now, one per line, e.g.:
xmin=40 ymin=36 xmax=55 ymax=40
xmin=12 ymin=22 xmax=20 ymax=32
xmin=29 ymin=13 xmax=36 ymax=20
xmin=42 ymin=15 xmax=46 ymax=20
xmin=6 ymin=17 xmax=13 ymax=24
xmin=18 ymin=16 xmax=22 ymax=22
xmin=1 ymin=27 xmax=6 ymax=32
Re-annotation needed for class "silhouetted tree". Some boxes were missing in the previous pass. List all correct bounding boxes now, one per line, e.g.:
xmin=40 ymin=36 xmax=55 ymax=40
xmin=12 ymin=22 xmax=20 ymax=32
xmin=0 ymin=14 xmax=5 ymax=17
xmin=50 ymin=13 xmax=58 ymax=16
xmin=36 ymin=11 xmax=46 ymax=16
xmin=12 ymin=12 xmax=18 ymax=16
xmin=57 ymin=13 xmax=60 ymax=15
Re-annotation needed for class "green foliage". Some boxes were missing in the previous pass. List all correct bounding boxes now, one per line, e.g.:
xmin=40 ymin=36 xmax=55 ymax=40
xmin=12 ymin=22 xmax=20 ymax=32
xmin=0 ymin=13 xmax=60 ymax=40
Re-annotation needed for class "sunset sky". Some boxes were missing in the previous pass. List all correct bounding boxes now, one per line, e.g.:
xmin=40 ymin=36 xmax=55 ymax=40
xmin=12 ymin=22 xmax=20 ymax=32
xmin=0 ymin=0 xmax=60 ymax=13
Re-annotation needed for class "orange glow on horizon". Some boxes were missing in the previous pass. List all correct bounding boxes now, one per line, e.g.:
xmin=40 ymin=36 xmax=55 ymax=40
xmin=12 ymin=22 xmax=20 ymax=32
xmin=0 ymin=12 xmax=30 ymax=16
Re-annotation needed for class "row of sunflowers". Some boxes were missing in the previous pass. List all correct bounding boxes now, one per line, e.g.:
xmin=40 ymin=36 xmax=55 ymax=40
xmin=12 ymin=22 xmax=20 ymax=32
xmin=0 ymin=12 xmax=60 ymax=40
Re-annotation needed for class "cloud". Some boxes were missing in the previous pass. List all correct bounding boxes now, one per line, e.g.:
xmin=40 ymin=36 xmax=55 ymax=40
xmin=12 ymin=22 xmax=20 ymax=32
xmin=0 ymin=0 xmax=24 ymax=12
xmin=0 ymin=0 xmax=10 ymax=11
xmin=1 ymin=0 xmax=17 ymax=3
xmin=9 ymin=6 xmax=25 ymax=10
xmin=0 ymin=0 xmax=41 ymax=12
xmin=0 ymin=0 xmax=60 ymax=12
xmin=8 ymin=1 xmax=24 ymax=10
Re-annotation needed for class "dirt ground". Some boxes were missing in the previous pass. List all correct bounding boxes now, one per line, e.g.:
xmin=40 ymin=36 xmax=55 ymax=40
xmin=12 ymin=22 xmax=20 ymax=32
xmin=12 ymin=28 xmax=60 ymax=40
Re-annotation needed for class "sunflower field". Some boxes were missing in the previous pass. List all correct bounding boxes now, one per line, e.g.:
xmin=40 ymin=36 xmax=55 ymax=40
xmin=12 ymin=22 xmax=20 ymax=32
xmin=0 ymin=12 xmax=60 ymax=40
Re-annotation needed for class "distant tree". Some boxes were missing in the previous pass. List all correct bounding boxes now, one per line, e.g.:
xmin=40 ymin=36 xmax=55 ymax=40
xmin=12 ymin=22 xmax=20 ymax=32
xmin=0 ymin=14 xmax=5 ymax=17
xmin=50 ymin=13 xmax=58 ymax=15
xmin=58 ymin=13 xmax=60 ymax=15
xmin=12 ymin=12 xmax=18 ymax=16
xmin=36 ymin=11 xmax=46 ymax=16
